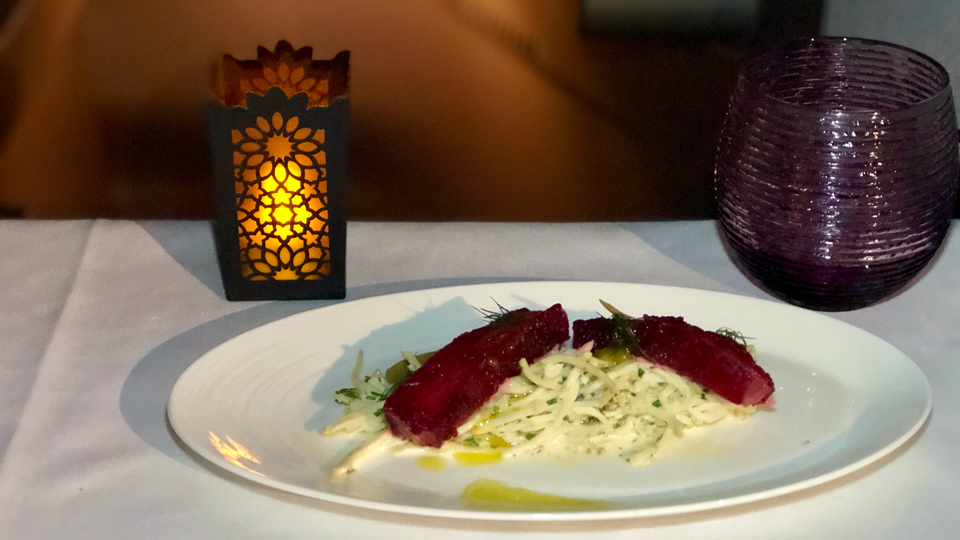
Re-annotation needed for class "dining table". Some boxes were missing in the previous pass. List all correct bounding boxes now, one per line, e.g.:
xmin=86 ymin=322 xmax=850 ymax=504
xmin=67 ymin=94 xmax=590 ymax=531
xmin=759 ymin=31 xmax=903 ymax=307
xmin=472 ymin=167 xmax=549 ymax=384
xmin=0 ymin=218 xmax=957 ymax=539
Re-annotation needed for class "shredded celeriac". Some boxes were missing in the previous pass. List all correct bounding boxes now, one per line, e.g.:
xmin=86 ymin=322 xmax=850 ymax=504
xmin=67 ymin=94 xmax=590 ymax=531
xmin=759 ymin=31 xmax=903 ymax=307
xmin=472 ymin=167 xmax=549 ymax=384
xmin=322 ymin=346 xmax=756 ymax=471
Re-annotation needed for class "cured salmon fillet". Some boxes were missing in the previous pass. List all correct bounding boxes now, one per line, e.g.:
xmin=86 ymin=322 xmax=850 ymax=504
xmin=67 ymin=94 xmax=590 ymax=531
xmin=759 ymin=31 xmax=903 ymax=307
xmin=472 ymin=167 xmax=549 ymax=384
xmin=573 ymin=315 xmax=774 ymax=406
xmin=383 ymin=304 xmax=569 ymax=447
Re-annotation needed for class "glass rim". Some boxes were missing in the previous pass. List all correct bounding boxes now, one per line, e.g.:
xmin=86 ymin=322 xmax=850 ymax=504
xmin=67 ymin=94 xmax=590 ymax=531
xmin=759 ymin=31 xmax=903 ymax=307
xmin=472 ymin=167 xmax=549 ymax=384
xmin=739 ymin=36 xmax=953 ymax=114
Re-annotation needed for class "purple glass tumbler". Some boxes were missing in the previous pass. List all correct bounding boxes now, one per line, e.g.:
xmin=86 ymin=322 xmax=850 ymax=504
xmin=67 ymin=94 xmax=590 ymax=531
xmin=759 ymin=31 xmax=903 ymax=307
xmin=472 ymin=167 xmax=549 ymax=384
xmin=716 ymin=37 xmax=960 ymax=311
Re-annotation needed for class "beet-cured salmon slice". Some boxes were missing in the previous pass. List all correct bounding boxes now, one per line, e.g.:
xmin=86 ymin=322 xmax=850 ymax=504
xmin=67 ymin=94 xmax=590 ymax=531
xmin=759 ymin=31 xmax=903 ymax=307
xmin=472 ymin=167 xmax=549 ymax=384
xmin=572 ymin=315 xmax=774 ymax=406
xmin=383 ymin=304 xmax=569 ymax=447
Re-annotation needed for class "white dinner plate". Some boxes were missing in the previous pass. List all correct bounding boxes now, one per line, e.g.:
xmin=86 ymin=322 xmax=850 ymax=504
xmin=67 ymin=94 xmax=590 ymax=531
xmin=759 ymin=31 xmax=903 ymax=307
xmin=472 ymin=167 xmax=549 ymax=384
xmin=167 ymin=281 xmax=931 ymax=520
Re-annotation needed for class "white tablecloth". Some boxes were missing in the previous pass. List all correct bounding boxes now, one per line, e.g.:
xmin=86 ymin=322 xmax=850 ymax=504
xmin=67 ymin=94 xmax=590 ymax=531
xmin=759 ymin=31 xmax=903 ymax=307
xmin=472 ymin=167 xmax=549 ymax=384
xmin=0 ymin=220 xmax=957 ymax=539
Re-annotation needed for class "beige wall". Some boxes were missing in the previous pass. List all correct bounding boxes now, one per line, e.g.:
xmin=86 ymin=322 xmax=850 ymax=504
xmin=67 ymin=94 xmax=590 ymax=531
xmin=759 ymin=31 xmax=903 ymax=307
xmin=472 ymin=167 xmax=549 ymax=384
xmin=0 ymin=0 xmax=742 ymax=220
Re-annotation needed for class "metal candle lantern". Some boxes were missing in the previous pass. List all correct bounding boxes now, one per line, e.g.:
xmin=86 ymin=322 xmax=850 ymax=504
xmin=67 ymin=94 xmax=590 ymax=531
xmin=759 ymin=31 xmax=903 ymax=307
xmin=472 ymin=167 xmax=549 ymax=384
xmin=209 ymin=41 xmax=349 ymax=300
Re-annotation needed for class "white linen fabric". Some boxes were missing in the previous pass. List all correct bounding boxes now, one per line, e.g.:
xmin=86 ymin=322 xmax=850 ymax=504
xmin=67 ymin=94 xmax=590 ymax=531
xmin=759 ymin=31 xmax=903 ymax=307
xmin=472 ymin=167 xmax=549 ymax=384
xmin=0 ymin=220 xmax=956 ymax=539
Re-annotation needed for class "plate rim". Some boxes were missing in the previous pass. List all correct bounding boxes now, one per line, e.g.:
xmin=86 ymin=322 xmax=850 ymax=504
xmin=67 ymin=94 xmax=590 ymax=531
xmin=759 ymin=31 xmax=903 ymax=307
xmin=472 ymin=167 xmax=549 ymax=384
xmin=167 ymin=280 xmax=933 ymax=521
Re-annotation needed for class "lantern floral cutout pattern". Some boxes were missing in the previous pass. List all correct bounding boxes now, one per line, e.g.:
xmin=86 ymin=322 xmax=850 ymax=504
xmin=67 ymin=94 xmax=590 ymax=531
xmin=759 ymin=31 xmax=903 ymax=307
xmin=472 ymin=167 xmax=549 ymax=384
xmin=233 ymin=110 xmax=329 ymax=281
xmin=238 ymin=62 xmax=333 ymax=108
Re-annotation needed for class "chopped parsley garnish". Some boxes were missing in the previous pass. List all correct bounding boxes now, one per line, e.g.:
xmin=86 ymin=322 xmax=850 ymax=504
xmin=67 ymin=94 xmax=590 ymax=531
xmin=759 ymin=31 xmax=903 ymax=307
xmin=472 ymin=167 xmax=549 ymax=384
xmin=546 ymin=397 xmax=558 ymax=405
xmin=335 ymin=388 xmax=359 ymax=399
xmin=652 ymin=399 xmax=662 ymax=408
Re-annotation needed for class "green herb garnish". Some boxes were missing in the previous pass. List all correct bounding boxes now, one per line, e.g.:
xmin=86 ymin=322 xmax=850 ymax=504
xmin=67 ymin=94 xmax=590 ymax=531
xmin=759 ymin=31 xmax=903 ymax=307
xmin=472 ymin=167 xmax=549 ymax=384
xmin=652 ymin=399 xmax=662 ymax=408
xmin=335 ymin=388 xmax=360 ymax=400
xmin=474 ymin=299 xmax=525 ymax=325
xmin=594 ymin=311 xmax=655 ymax=362
xmin=609 ymin=313 xmax=640 ymax=351
xmin=464 ymin=436 xmax=479 ymax=447
xmin=715 ymin=327 xmax=752 ymax=347
xmin=546 ymin=397 xmax=558 ymax=405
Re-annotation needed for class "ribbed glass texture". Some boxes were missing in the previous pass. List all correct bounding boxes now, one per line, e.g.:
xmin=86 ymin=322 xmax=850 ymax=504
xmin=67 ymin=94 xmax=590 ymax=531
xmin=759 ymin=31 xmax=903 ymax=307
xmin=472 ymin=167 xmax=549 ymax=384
xmin=716 ymin=37 xmax=960 ymax=311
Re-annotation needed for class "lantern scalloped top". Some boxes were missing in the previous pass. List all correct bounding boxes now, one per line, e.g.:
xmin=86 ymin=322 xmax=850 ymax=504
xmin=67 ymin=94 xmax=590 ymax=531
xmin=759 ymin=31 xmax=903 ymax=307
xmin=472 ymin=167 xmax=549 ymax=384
xmin=213 ymin=40 xmax=349 ymax=109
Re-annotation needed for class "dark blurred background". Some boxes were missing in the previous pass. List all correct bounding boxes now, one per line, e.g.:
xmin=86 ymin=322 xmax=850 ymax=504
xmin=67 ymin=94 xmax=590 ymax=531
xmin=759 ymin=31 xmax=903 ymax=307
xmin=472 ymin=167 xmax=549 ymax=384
xmin=0 ymin=0 xmax=955 ymax=221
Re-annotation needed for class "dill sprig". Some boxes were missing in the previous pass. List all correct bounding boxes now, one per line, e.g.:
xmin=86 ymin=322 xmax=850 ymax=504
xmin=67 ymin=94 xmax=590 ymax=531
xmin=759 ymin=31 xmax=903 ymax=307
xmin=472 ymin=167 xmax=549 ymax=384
xmin=715 ymin=327 xmax=752 ymax=347
xmin=474 ymin=298 xmax=518 ymax=325
xmin=595 ymin=300 xmax=656 ymax=362
xmin=609 ymin=313 xmax=640 ymax=351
